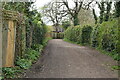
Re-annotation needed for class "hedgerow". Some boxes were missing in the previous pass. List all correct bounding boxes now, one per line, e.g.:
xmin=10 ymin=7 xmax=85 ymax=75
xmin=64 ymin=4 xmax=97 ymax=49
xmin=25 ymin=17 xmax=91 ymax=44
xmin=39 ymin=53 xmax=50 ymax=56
xmin=64 ymin=26 xmax=82 ymax=43
xmin=91 ymin=20 xmax=118 ymax=53
xmin=64 ymin=20 xmax=119 ymax=60
xmin=64 ymin=25 xmax=92 ymax=44
xmin=81 ymin=25 xmax=93 ymax=44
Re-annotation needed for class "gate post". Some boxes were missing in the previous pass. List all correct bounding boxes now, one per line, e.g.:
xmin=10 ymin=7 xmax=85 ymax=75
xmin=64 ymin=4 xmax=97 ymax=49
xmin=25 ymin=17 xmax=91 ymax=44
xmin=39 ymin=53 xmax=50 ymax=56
xmin=4 ymin=20 xmax=15 ymax=67
xmin=0 ymin=3 xmax=2 ymax=68
xmin=2 ymin=10 xmax=18 ymax=67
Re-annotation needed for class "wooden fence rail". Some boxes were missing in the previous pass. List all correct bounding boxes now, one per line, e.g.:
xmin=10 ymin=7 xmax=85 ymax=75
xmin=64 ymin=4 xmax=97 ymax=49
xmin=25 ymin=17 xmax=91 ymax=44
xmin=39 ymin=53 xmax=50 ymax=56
xmin=51 ymin=32 xmax=64 ymax=39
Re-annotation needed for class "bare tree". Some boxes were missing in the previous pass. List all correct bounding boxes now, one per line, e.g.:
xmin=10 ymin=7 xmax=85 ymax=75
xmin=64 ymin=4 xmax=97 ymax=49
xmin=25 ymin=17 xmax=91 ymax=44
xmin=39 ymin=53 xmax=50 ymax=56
xmin=42 ymin=1 xmax=68 ymax=31
xmin=59 ymin=0 xmax=94 ymax=26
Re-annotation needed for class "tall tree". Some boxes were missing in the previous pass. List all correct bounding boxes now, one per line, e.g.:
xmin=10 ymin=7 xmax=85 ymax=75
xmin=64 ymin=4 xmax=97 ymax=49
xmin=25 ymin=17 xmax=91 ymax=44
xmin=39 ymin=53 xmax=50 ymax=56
xmin=97 ymin=1 xmax=112 ymax=24
xmin=97 ymin=2 xmax=105 ymax=24
xmin=114 ymin=1 xmax=120 ymax=18
xmin=60 ymin=0 xmax=94 ymax=26
xmin=104 ymin=2 xmax=112 ymax=21
xmin=92 ymin=8 xmax=98 ymax=24
xmin=42 ymin=1 xmax=68 ymax=31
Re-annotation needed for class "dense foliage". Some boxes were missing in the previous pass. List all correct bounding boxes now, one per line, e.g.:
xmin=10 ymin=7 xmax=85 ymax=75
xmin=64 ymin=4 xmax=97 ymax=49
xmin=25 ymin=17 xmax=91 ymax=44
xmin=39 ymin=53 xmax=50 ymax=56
xmin=64 ymin=19 xmax=119 ymax=60
xmin=65 ymin=25 xmax=93 ymax=45
xmin=2 ymin=37 xmax=51 ymax=79
xmin=2 ymin=1 xmax=50 ymax=79
xmin=91 ymin=20 xmax=118 ymax=53
xmin=62 ymin=20 xmax=71 ymax=30
xmin=81 ymin=26 xmax=93 ymax=44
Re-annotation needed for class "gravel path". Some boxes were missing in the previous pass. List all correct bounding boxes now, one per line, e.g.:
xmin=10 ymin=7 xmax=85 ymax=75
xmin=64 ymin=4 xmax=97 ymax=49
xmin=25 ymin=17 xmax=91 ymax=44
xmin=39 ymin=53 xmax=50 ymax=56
xmin=24 ymin=39 xmax=118 ymax=78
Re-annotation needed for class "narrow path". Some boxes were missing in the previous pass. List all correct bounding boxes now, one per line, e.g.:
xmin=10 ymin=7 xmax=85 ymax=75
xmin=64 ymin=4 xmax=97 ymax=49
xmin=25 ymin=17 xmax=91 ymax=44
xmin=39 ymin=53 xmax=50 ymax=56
xmin=24 ymin=39 xmax=118 ymax=78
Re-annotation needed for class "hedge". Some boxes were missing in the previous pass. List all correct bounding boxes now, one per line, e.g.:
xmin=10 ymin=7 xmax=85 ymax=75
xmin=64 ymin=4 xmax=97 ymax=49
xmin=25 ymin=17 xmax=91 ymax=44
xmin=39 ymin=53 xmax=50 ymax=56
xmin=64 ymin=25 xmax=82 ymax=43
xmin=64 ymin=19 xmax=119 ymax=55
xmin=91 ymin=20 xmax=119 ymax=53
xmin=32 ymin=24 xmax=47 ymax=44
xmin=64 ymin=25 xmax=92 ymax=44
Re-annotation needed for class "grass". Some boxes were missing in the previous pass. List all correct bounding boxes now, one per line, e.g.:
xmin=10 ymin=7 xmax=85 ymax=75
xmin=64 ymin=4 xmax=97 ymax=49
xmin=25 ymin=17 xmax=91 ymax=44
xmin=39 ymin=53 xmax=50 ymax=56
xmin=111 ymin=66 xmax=120 ymax=70
xmin=64 ymin=38 xmax=120 ymax=61
xmin=96 ymin=47 xmax=120 ymax=61
xmin=63 ymin=38 xmax=81 ymax=46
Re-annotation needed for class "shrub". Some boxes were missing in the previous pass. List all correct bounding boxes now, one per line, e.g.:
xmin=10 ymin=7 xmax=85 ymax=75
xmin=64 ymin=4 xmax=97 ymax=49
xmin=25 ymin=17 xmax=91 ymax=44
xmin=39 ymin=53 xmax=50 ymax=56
xmin=42 ymin=37 xmax=52 ymax=46
xmin=91 ymin=20 xmax=118 ymax=53
xmin=64 ymin=25 xmax=82 ymax=43
xmin=24 ymin=48 xmax=40 ymax=62
xmin=81 ymin=25 xmax=93 ymax=44
xmin=64 ymin=20 xmax=119 ymax=60
xmin=31 ymin=44 xmax=43 ymax=52
xmin=16 ymin=58 xmax=32 ymax=69
xmin=2 ymin=67 xmax=21 ymax=78
xmin=32 ymin=25 xmax=47 ymax=45
xmin=91 ymin=25 xmax=100 ymax=47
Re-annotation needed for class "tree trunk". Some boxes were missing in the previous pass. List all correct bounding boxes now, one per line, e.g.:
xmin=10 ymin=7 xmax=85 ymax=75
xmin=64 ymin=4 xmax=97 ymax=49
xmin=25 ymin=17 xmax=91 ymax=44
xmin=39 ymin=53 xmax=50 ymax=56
xmin=104 ymin=2 xmax=112 ymax=21
xmin=98 ymin=2 xmax=105 ymax=24
xmin=115 ymin=1 xmax=120 ymax=18
xmin=92 ymin=9 xmax=98 ymax=24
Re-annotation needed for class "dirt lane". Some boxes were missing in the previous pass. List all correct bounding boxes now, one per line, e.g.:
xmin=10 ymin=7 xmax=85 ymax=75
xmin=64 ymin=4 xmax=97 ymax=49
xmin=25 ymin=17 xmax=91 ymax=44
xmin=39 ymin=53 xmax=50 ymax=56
xmin=24 ymin=39 xmax=118 ymax=78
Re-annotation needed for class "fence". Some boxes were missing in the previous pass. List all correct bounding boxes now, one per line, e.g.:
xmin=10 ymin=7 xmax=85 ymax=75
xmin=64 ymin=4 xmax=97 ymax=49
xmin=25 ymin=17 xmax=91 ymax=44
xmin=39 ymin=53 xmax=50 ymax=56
xmin=51 ymin=31 xmax=64 ymax=39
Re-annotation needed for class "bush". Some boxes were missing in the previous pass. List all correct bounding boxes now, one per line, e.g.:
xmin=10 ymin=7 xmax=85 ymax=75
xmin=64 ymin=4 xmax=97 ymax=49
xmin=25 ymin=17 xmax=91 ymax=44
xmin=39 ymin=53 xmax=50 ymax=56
xmin=24 ymin=48 xmax=40 ymax=62
xmin=64 ymin=25 xmax=82 ymax=43
xmin=16 ymin=58 xmax=32 ymax=69
xmin=91 ymin=25 xmax=100 ymax=47
xmin=81 ymin=25 xmax=93 ymax=44
xmin=42 ymin=37 xmax=52 ymax=46
xmin=32 ymin=25 xmax=47 ymax=45
xmin=15 ymin=48 xmax=41 ymax=70
xmin=64 ymin=20 xmax=119 ymax=60
xmin=2 ymin=67 xmax=21 ymax=78
xmin=64 ymin=25 xmax=92 ymax=44
xmin=31 ymin=44 xmax=43 ymax=52
xmin=91 ymin=20 xmax=118 ymax=53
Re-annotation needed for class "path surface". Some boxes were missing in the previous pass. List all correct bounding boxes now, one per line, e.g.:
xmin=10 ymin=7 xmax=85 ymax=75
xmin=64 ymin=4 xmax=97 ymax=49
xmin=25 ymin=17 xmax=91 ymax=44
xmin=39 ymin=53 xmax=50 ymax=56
xmin=24 ymin=39 xmax=118 ymax=78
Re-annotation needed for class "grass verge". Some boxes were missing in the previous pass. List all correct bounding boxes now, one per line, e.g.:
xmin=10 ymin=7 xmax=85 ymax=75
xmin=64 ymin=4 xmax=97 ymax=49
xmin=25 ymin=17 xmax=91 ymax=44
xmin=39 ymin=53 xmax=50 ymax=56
xmin=63 ymin=38 xmax=120 ymax=70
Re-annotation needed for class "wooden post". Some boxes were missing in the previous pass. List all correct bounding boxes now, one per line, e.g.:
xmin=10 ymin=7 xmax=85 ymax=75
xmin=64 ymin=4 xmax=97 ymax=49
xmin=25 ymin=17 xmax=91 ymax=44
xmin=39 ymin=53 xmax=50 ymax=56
xmin=5 ymin=20 xmax=15 ymax=67
xmin=2 ymin=10 xmax=20 ymax=67
xmin=0 ymin=3 xmax=2 ymax=68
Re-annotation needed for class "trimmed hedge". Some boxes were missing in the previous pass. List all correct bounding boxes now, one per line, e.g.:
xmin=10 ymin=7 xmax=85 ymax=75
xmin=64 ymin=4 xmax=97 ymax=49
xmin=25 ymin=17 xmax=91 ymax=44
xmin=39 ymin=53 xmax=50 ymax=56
xmin=64 ymin=19 xmax=119 ymax=56
xmin=91 ymin=20 xmax=118 ymax=53
xmin=64 ymin=25 xmax=92 ymax=44
xmin=81 ymin=25 xmax=93 ymax=44
xmin=65 ymin=26 xmax=82 ymax=43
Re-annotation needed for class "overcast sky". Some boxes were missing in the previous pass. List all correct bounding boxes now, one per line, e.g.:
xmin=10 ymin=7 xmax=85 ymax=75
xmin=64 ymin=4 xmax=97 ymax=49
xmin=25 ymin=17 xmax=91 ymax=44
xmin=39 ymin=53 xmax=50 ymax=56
xmin=33 ymin=0 xmax=52 ymax=9
xmin=33 ymin=0 xmax=100 ymax=25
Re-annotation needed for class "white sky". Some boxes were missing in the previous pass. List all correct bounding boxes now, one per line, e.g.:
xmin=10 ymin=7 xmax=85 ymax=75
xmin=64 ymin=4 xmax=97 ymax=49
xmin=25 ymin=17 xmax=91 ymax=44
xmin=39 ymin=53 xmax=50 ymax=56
xmin=33 ymin=0 xmax=52 ymax=9
xmin=33 ymin=0 xmax=100 ymax=25
xmin=33 ymin=0 xmax=100 ymax=15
